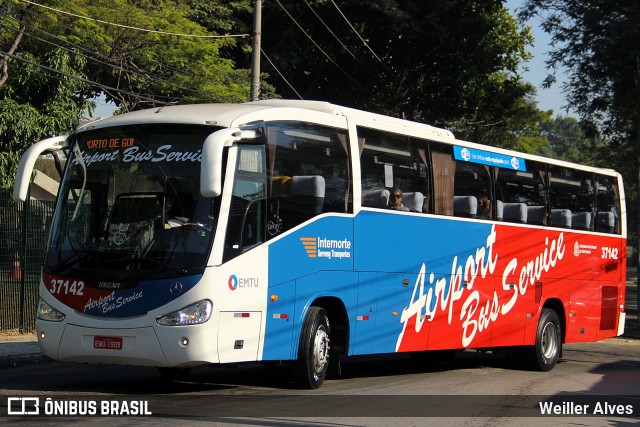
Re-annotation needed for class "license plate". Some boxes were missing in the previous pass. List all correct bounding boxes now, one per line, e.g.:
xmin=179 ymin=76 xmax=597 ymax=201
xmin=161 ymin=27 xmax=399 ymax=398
xmin=93 ymin=336 xmax=123 ymax=350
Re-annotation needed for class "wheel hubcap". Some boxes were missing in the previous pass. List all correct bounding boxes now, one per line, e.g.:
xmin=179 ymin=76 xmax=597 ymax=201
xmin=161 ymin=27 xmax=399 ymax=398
xmin=313 ymin=325 xmax=329 ymax=374
xmin=541 ymin=322 xmax=558 ymax=361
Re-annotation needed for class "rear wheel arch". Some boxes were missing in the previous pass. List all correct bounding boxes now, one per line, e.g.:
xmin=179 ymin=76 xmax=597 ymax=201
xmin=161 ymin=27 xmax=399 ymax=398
xmin=525 ymin=304 xmax=563 ymax=371
xmin=294 ymin=296 xmax=349 ymax=388
xmin=310 ymin=296 xmax=349 ymax=356
xmin=542 ymin=298 xmax=566 ymax=344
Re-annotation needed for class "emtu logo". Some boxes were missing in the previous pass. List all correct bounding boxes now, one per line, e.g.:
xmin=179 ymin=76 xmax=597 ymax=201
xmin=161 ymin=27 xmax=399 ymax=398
xmin=300 ymin=237 xmax=317 ymax=258
xmin=228 ymin=275 xmax=238 ymax=291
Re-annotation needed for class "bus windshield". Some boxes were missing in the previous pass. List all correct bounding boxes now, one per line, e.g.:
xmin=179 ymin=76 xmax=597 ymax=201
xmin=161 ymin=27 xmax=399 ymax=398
xmin=44 ymin=124 xmax=222 ymax=282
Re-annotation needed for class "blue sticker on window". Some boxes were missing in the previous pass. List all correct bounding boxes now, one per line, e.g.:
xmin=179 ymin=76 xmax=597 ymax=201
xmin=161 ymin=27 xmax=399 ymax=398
xmin=454 ymin=146 xmax=526 ymax=171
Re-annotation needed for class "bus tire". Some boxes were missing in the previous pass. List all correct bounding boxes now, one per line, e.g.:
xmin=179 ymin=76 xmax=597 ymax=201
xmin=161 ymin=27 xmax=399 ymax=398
xmin=296 ymin=306 xmax=330 ymax=389
xmin=525 ymin=308 xmax=561 ymax=372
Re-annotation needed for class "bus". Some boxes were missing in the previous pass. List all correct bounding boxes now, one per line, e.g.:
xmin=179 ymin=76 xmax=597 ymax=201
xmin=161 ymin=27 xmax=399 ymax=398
xmin=13 ymin=100 xmax=626 ymax=389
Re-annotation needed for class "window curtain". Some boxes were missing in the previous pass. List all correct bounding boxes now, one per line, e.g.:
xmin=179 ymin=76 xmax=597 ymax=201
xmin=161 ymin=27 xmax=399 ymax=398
xmin=431 ymin=151 xmax=455 ymax=216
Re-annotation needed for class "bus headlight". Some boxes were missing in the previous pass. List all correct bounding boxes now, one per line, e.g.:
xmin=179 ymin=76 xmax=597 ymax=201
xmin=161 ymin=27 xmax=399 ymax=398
xmin=156 ymin=300 xmax=213 ymax=326
xmin=37 ymin=298 xmax=66 ymax=322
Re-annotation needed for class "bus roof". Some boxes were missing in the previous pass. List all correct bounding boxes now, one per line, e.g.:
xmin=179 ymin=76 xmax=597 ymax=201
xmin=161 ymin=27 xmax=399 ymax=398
xmin=79 ymin=100 xmax=455 ymax=140
xmin=78 ymin=100 xmax=618 ymax=176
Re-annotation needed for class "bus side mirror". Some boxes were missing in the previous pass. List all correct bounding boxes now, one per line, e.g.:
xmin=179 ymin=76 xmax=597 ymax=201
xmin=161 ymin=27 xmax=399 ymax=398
xmin=13 ymin=135 xmax=68 ymax=202
xmin=200 ymin=128 xmax=262 ymax=198
xmin=201 ymin=128 xmax=242 ymax=198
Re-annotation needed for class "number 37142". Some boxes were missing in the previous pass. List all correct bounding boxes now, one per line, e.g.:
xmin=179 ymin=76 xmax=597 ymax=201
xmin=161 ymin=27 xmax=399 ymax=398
xmin=49 ymin=279 xmax=85 ymax=295
xmin=601 ymin=246 xmax=619 ymax=260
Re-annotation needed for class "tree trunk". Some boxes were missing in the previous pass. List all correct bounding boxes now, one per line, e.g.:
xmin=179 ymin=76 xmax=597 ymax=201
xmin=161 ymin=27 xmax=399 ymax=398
xmin=0 ymin=5 xmax=31 ymax=87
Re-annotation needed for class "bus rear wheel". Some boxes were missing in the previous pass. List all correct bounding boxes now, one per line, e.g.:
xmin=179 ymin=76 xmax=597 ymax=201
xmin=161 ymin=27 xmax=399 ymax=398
xmin=525 ymin=308 xmax=561 ymax=371
xmin=295 ymin=306 xmax=330 ymax=389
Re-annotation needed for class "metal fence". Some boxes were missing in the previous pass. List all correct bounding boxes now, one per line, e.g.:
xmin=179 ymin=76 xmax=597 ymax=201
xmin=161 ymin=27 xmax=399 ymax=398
xmin=0 ymin=188 xmax=54 ymax=332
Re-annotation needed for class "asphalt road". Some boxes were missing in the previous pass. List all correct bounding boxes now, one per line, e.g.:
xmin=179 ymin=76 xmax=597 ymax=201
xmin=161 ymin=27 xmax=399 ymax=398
xmin=1 ymin=337 xmax=639 ymax=426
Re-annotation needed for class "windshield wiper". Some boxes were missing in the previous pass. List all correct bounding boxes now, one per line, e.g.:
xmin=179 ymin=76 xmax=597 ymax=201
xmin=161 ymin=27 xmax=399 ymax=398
xmin=52 ymin=252 xmax=91 ymax=274
xmin=128 ymin=256 xmax=188 ymax=275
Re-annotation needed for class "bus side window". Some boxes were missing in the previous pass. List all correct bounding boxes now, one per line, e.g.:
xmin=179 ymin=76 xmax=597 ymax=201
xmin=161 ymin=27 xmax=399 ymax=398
xmin=430 ymin=143 xmax=507 ymax=220
xmin=409 ymin=138 xmax=431 ymax=213
xmin=548 ymin=166 xmax=594 ymax=230
xmin=241 ymin=199 xmax=265 ymax=249
xmin=359 ymin=127 xmax=429 ymax=212
xmin=223 ymin=146 xmax=266 ymax=262
xmin=595 ymin=174 xmax=620 ymax=234
xmin=452 ymin=161 xmax=491 ymax=220
xmin=431 ymin=143 xmax=455 ymax=216
xmin=495 ymin=162 xmax=547 ymax=225
xmin=280 ymin=175 xmax=325 ymax=225
xmin=266 ymin=122 xmax=351 ymax=236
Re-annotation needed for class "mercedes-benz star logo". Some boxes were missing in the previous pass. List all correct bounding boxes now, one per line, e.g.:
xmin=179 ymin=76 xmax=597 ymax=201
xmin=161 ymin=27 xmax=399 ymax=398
xmin=170 ymin=282 xmax=183 ymax=295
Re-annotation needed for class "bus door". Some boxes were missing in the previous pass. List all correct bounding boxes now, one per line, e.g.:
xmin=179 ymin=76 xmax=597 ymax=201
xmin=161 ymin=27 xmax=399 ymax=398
xmin=215 ymin=141 xmax=270 ymax=363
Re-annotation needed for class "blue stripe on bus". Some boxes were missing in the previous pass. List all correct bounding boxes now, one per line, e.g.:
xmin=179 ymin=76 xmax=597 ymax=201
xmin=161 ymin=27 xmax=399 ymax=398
xmin=262 ymin=212 xmax=493 ymax=359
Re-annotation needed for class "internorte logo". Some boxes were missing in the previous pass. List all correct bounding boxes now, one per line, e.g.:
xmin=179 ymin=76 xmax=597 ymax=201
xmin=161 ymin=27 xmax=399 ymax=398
xmin=300 ymin=237 xmax=317 ymax=258
xmin=300 ymin=237 xmax=352 ymax=260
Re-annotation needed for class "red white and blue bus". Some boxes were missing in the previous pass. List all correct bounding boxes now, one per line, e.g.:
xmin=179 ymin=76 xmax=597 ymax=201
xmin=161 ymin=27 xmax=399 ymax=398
xmin=13 ymin=100 xmax=626 ymax=388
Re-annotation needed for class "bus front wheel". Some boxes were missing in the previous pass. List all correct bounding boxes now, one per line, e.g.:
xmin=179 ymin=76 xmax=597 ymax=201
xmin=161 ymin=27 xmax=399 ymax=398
xmin=525 ymin=308 xmax=561 ymax=371
xmin=296 ymin=306 xmax=330 ymax=389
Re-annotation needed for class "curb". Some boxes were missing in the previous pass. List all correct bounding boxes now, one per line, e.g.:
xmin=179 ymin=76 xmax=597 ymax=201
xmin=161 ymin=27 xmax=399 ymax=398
xmin=0 ymin=353 xmax=52 ymax=369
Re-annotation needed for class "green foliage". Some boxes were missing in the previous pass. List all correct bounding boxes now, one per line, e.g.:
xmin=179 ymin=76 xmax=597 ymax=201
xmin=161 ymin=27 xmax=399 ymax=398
xmin=520 ymin=1 xmax=639 ymax=140
xmin=0 ymin=0 xmax=572 ymax=194
xmin=537 ymin=115 xmax=596 ymax=164
xmin=0 ymin=44 xmax=91 ymax=186
xmin=451 ymin=80 xmax=552 ymax=152
xmin=261 ymin=0 xmax=542 ymax=153
xmin=0 ymin=152 xmax=20 ymax=188
xmin=0 ymin=0 xmax=257 ymax=188
xmin=521 ymin=0 xmax=640 ymax=246
xmin=1 ymin=0 xmax=256 ymax=110
xmin=49 ymin=0 xmax=251 ymax=108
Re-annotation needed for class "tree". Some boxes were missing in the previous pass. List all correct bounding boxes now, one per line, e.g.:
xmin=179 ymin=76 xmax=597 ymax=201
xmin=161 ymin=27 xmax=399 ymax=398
xmin=51 ymin=0 xmax=252 ymax=109
xmin=451 ymin=82 xmax=552 ymax=153
xmin=521 ymin=1 xmax=640 ymax=330
xmin=520 ymin=0 xmax=640 ymax=286
xmin=521 ymin=1 xmax=639 ymax=139
xmin=261 ymin=0 xmax=538 ymax=148
xmin=0 ymin=0 xmax=257 ymax=187
xmin=0 ymin=46 xmax=91 ymax=188
xmin=537 ymin=116 xmax=586 ymax=161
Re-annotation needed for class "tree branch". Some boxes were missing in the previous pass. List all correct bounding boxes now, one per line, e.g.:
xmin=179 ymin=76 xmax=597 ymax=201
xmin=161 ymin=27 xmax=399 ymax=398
xmin=0 ymin=5 xmax=32 ymax=87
